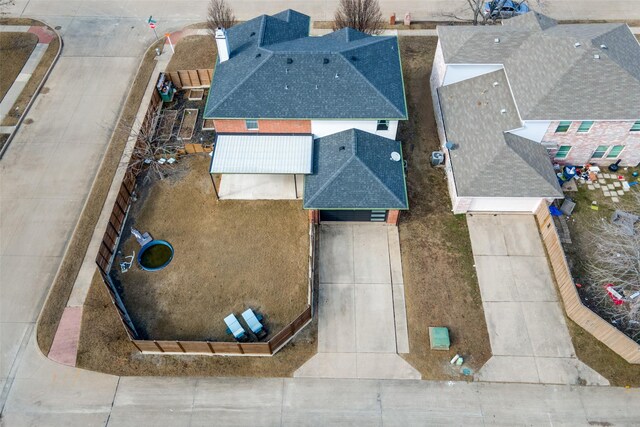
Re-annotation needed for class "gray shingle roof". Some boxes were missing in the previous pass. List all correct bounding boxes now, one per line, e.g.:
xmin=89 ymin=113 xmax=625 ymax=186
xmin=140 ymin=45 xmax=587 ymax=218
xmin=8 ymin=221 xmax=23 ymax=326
xmin=437 ymin=12 xmax=640 ymax=120
xmin=438 ymin=70 xmax=562 ymax=198
xmin=303 ymin=129 xmax=408 ymax=209
xmin=205 ymin=10 xmax=407 ymax=120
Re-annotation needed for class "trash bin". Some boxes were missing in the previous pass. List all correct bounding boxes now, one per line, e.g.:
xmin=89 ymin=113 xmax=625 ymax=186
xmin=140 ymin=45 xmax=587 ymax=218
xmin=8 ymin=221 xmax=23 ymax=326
xmin=156 ymin=72 xmax=176 ymax=102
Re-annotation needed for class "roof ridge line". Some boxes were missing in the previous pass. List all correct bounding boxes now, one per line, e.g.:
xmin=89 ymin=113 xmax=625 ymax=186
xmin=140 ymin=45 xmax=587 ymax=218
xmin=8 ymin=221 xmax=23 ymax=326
xmin=338 ymin=50 xmax=406 ymax=118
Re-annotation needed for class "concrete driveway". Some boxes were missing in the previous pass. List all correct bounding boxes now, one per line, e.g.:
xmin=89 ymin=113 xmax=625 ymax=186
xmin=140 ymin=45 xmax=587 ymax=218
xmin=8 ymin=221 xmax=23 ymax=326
xmin=295 ymin=224 xmax=418 ymax=379
xmin=467 ymin=214 xmax=608 ymax=385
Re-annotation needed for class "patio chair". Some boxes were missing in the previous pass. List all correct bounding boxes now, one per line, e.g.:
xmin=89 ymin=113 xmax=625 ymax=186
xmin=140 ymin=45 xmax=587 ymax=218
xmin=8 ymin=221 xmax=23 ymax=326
xmin=242 ymin=309 xmax=268 ymax=340
xmin=224 ymin=314 xmax=248 ymax=341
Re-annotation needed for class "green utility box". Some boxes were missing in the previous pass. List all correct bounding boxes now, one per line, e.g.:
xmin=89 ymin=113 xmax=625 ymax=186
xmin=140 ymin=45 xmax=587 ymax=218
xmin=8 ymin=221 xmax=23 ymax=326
xmin=429 ymin=327 xmax=450 ymax=350
xmin=157 ymin=72 xmax=176 ymax=102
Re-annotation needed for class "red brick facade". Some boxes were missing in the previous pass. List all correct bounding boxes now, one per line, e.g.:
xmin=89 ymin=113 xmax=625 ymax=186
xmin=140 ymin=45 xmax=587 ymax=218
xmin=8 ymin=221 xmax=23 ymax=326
xmin=213 ymin=119 xmax=312 ymax=134
xmin=386 ymin=210 xmax=400 ymax=225
xmin=543 ymin=121 xmax=640 ymax=166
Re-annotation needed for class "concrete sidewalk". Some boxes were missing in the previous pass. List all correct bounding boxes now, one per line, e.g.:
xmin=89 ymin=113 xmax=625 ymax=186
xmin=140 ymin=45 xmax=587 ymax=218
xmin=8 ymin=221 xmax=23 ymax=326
xmin=467 ymin=214 xmax=608 ymax=385
xmin=295 ymin=224 xmax=418 ymax=380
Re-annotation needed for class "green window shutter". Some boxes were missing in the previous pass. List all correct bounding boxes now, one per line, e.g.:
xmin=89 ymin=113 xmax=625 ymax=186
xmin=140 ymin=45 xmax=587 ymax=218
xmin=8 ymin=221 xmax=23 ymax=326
xmin=606 ymin=145 xmax=624 ymax=158
xmin=577 ymin=121 xmax=594 ymax=132
xmin=555 ymin=145 xmax=571 ymax=159
xmin=631 ymin=121 xmax=640 ymax=132
xmin=555 ymin=121 xmax=571 ymax=133
xmin=591 ymin=145 xmax=608 ymax=158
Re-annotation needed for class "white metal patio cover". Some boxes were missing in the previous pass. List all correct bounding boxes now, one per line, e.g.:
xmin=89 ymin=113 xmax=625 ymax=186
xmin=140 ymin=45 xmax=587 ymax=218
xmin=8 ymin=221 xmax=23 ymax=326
xmin=210 ymin=134 xmax=314 ymax=174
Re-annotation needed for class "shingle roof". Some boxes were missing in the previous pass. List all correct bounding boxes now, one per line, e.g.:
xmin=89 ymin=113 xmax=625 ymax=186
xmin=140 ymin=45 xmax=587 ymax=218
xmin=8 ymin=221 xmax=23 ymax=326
xmin=205 ymin=10 xmax=407 ymax=120
xmin=303 ymin=129 xmax=408 ymax=209
xmin=437 ymin=12 xmax=640 ymax=120
xmin=438 ymin=70 xmax=562 ymax=198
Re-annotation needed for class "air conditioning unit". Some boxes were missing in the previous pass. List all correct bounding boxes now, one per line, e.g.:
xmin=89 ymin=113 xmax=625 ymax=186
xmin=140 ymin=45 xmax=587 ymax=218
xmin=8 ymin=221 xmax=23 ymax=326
xmin=431 ymin=151 xmax=445 ymax=167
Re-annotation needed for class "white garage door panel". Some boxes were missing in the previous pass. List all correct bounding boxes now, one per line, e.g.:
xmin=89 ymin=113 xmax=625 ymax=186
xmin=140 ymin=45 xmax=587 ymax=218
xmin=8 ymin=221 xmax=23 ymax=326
xmin=468 ymin=197 xmax=542 ymax=213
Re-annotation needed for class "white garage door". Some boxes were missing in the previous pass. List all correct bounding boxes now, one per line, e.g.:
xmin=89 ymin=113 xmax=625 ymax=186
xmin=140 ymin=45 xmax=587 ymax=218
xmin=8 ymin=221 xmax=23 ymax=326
xmin=468 ymin=197 xmax=542 ymax=213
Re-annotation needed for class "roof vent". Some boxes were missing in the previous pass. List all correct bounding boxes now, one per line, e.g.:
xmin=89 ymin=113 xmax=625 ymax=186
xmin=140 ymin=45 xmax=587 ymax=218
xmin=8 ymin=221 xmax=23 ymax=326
xmin=335 ymin=73 xmax=339 ymax=79
xmin=600 ymin=44 xmax=608 ymax=49
xmin=492 ymin=81 xmax=499 ymax=87
xmin=286 ymin=58 xmax=293 ymax=64
xmin=390 ymin=152 xmax=401 ymax=162
xmin=315 ymin=84 xmax=318 ymax=90
xmin=593 ymin=54 xmax=600 ymax=59
xmin=339 ymin=146 xmax=346 ymax=151
xmin=255 ymin=53 xmax=261 ymax=58
xmin=250 ymin=32 xmax=256 ymax=37
xmin=574 ymin=42 xmax=581 ymax=48
xmin=500 ymin=108 xmax=507 ymax=114
xmin=494 ymin=38 xmax=500 ymax=43
xmin=350 ymin=55 xmax=357 ymax=61
xmin=323 ymin=58 xmax=330 ymax=64
xmin=285 ymin=84 xmax=289 ymax=90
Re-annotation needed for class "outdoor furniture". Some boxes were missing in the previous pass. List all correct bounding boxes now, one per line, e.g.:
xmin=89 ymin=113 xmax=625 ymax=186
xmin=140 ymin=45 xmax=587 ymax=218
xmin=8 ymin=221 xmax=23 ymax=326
xmin=224 ymin=314 xmax=247 ymax=341
xmin=242 ymin=309 xmax=268 ymax=339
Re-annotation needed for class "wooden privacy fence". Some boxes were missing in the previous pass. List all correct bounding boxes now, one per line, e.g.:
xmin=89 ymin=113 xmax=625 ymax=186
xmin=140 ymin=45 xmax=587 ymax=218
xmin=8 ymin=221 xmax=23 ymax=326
xmin=167 ymin=69 xmax=213 ymax=89
xmin=535 ymin=202 xmax=640 ymax=364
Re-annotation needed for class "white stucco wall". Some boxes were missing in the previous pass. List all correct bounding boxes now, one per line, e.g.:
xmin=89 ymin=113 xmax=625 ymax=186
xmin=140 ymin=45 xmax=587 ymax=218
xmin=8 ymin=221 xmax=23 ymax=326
xmin=311 ymin=120 xmax=399 ymax=139
xmin=442 ymin=64 xmax=504 ymax=86
xmin=508 ymin=121 xmax=552 ymax=143
xmin=458 ymin=197 xmax=544 ymax=213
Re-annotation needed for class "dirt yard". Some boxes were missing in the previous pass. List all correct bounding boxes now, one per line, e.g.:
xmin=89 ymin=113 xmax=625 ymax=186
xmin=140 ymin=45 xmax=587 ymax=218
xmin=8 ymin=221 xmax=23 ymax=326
xmin=561 ymin=171 xmax=640 ymax=386
xmin=396 ymin=37 xmax=491 ymax=380
xmin=112 ymin=155 xmax=309 ymax=341
xmin=0 ymin=31 xmax=38 ymax=101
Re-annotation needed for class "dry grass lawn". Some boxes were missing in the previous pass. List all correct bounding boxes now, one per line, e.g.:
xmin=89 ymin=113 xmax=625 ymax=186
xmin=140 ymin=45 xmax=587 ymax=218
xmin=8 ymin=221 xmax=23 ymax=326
xmin=113 ymin=155 xmax=309 ymax=341
xmin=0 ymin=32 xmax=38 ymax=101
xmin=166 ymin=35 xmax=216 ymax=72
xmin=397 ymin=37 xmax=492 ymax=380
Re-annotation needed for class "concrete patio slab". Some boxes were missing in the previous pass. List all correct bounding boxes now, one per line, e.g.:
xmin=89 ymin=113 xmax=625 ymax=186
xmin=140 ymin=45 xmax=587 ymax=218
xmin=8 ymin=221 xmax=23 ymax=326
xmin=500 ymin=215 xmax=544 ymax=256
xmin=473 ymin=255 xmax=517 ymax=302
xmin=521 ymin=302 xmax=574 ymax=358
xmin=353 ymin=225 xmax=391 ymax=284
xmin=356 ymin=353 xmax=420 ymax=380
xmin=293 ymin=353 xmax=357 ymax=379
xmin=510 ymin=256 xmax=558 ymax=302
xmin=355 ymin=284 xmax=396 ymax=353
xmin=483 ymin=302 xmax=534 ymax=356
xmin=218 ymin=173 xmax=298 ymax=199
xmin=392 ymin=285 xmax=410 ymax=354
xmin=317 ymin=284 xmax=356 ymax=353
xmin=466 ymin=214 xmax=507 ymax=255
xmin=319 ymin=225 xmax=354 ymax=284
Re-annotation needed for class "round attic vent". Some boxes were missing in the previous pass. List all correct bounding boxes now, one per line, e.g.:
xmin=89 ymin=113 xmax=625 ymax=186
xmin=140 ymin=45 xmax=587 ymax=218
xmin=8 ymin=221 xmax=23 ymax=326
xmin=390 ymin=152 xmax=401 ymax=162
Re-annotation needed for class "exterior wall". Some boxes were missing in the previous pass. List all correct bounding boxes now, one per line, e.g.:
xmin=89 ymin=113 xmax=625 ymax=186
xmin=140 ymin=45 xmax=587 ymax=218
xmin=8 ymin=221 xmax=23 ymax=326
xmin=213 ymin=119 xmax=311 ymax=134
xmin=308 ymin=209 xmax=319 ymax=224
xmin=465 ymin=197 xmax=544 ymax=213
xmin=311 ymin=120 xmax=399 ymax=139
xmin=442 ymin=64 xmax=503 ymax=86
xmin=542 ymin=121 xmax=640 ymax=166
xmin=386 ymin=210 xmax=399 ymax=225
xmin=430 ymin=40 xmax=448 ymax=149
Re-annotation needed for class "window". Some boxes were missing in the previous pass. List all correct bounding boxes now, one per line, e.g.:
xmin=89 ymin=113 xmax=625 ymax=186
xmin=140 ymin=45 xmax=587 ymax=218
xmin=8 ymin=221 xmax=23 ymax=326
xmin=555 ymin=145 xmax=571 ymax=159
xmin=245 ymin=119 xmax=258 ymax=130
xmin=376 ymin=120 xmax=389 ymax=131
xmin=606 ymin=145 xmax=624 ymax=158
xmin=555 ymin=121 xmax=571 ymax=133
xmin=591 ymin=145 xmax=608 ymax=158
xmin=631 ymin=121 xmax=640 ymax=132
xmin=577 ymin=121 xmax=594 ymax=133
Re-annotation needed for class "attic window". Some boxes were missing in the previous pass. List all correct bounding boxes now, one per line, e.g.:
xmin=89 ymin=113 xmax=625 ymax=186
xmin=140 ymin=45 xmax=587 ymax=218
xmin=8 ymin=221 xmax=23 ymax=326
xmin=376 ymin=120 xmax=389 ymax=131
xmin=287 ymin=58 xmax=293 ymax=64
xmin=323 ymin=58 xmax=330 ymax=64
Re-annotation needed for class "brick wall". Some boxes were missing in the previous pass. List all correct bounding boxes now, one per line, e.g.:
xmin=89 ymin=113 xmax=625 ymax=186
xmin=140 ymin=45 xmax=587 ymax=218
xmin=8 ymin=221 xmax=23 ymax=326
xmin=542 ymin=121 xmax=640 ymax=166
xmin=213 ymin=119 xmax=312 ymax=134
xmin=386 ymin=210 xmax=400 ymax=225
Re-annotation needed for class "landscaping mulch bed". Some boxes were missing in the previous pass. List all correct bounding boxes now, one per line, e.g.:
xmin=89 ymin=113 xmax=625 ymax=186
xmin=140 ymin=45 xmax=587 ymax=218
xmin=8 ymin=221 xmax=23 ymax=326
xmin=396 ymin=37 xmax=492 ymax=380
xmin=111 ymin=155 xmax=310 ymax=342
xmin=178 ymin=108 xmax=198 ymax=140
xmin=0 ymin=31 xmax=38 ymax=102
xmin=156 ymin=110 xmax=177 ymax=141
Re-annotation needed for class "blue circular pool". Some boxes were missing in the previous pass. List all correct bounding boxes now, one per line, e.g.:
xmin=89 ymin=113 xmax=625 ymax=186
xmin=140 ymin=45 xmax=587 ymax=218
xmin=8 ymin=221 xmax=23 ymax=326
xmin=137 ymin=240 xmax=174 ymax=271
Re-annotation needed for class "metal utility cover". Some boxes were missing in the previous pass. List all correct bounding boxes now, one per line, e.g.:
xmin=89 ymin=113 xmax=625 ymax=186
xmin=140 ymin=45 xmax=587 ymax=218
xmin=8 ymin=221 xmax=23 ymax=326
xmin=210 ymin=134 xmax=313 ymax=174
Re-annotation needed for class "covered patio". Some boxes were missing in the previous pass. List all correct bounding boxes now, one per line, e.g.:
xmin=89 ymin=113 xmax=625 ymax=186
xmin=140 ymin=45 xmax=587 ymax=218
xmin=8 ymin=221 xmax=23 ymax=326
xmin=209 ymin=134 xmax=313 ymax=200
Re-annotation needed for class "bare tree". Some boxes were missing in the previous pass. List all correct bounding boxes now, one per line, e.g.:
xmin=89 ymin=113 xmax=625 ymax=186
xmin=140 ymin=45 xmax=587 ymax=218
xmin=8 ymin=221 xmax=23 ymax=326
xmin=581 ymin=197 xmax=640 ymax=341
xmin=334 ymin=0 xmax=384 ymax=35
xmin=445 ymin=0 xmax=544 ymax=26
xmin=207 ymin=0 xmax=236 ymax=35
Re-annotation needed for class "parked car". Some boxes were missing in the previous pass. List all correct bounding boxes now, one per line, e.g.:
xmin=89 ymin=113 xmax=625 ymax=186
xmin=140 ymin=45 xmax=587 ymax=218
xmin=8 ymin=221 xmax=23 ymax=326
xmin=483 ymin=0 xmax=530 ymax=19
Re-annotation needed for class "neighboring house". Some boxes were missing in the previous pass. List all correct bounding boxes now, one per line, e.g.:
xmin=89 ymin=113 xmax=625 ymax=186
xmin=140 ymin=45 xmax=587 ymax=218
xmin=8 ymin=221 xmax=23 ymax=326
xmin=205 ymin=9 xmax=409 ymax=224
xmin=431 ymin=12 xmax=640 ymax=214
